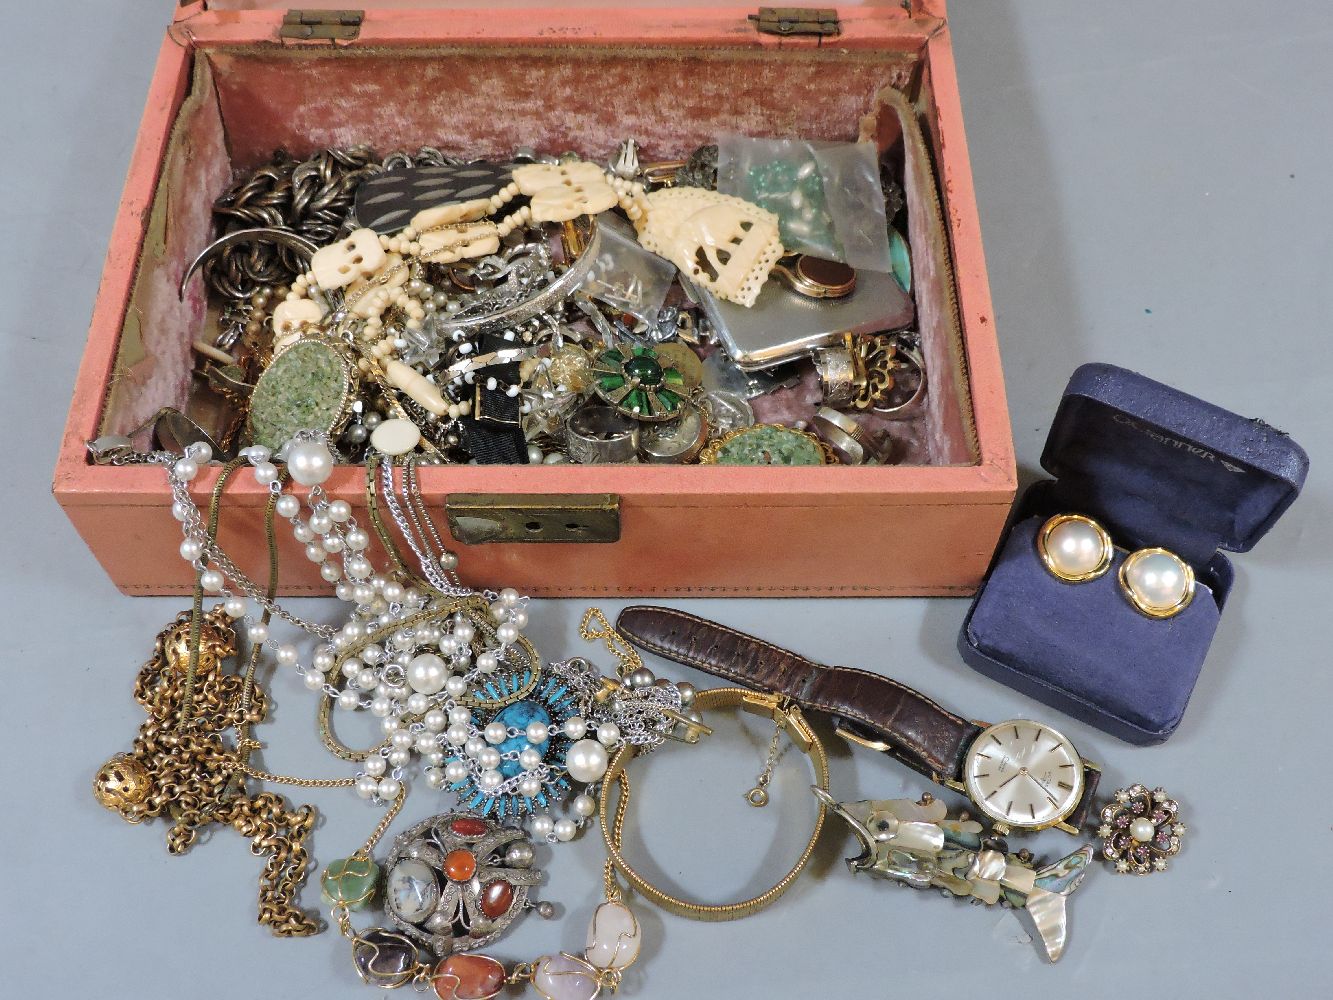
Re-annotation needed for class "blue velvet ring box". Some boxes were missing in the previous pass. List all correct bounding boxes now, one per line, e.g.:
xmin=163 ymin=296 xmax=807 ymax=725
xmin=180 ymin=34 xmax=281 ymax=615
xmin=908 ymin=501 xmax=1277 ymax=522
xmin=959 ymin=363 xmax=1309 ymax=745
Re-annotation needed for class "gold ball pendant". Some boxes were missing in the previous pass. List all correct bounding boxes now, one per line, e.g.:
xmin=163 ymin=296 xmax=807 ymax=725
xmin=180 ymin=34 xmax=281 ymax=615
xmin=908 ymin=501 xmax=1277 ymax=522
xmin=93 ymin=754 xmax=152 ymax=813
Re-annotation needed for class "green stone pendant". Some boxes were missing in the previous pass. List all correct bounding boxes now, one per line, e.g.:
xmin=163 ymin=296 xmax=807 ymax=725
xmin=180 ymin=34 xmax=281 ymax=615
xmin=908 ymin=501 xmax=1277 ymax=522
xmin=700 ymin=424 xmax=831 ymax=466
xmin=321 ymin=856 xmax=381 ymax=910
xmin=248 ymin=339 xmax=355 ymax=452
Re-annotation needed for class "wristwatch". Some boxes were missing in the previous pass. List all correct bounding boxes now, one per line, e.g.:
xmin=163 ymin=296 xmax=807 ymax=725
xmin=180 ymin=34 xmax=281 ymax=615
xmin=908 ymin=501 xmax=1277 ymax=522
xmin=615 ymin=606 xmax=1101 ymax=835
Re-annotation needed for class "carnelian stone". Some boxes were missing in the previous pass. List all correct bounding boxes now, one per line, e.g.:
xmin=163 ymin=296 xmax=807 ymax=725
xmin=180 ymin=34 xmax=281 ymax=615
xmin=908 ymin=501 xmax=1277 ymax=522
xmin=480 ymin=879 xmax=514 ymax=919
xmin=433 ymin=953 xmax=506 ymax=1000
xmin=450 ymin=817 xmax=489 ymax=837
xmin=443 ymin=848 xmax=477 ymax=882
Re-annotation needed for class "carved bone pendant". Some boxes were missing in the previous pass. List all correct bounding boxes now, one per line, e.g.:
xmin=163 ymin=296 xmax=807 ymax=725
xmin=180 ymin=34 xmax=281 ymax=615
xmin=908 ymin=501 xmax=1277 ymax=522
xmin=512 ymin=161 xmax=619 ymax=223
xmin=311 ymin=228 xmax=387 ymax=290
xmin=635 ymin=187 xmax=783 ymax=307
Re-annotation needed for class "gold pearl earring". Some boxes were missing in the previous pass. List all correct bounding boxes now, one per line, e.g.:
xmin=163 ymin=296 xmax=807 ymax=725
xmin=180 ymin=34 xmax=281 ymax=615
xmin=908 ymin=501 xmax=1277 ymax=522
xmin=1118 ymin=548 xmax=1195 ymax=619
xmin=1037 ymin=513 xmax=1113 ymax=583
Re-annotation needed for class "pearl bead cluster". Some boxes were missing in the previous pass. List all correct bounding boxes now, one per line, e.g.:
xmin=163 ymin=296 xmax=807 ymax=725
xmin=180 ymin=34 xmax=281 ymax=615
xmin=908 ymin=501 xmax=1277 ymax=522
xmin=169 ymin=441 xmax=251 ymax=616
xmin=279 ymin=582 xmax=582 ymax=817
xmin=163 ymin=428 xmax=630 ymax=841
xmin=331 ymin=593 xmax=627 ymax=842
xmin=608 ymin=174 xmax=650 ymax=223
xmin=168 ymin=435 xmax=388 ymax=665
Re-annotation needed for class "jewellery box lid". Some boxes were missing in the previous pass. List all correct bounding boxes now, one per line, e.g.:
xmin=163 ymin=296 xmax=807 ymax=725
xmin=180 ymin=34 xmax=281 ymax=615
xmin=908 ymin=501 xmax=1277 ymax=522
xmin=1041 ymin=362 xmax=1309 ymax=563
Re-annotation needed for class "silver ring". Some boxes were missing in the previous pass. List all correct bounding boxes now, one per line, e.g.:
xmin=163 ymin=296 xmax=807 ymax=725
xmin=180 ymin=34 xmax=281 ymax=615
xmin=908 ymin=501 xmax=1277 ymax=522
xmin=565 ymin=406 xmax=639 ymax=464
xmin=810 ymin=408 xmax=866 ymax=465
xmin=872 ymin=345 xmax=927 ymax=420
xmin=813 ymin=346 xmax=863 ymax=409
xmin=637 ymin=403 xmax=709 ymax=464
xmin=811 ymin=407 xmax=898 ymax=465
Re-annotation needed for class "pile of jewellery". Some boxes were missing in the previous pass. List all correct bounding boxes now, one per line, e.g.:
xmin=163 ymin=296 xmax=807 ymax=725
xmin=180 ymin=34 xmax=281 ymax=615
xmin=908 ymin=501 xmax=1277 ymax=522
xmin=162 ymin=140 xmax=924 ymax=470
xmin=90 ymin=437 xmax=1192 ymax=979
xmin=91 ymin=413 xmax=719 ymax=996
xmin=88 ymin=137 xmax=1188 ymax=992
xmin=91 ymin=414 xmax=839 ymax=993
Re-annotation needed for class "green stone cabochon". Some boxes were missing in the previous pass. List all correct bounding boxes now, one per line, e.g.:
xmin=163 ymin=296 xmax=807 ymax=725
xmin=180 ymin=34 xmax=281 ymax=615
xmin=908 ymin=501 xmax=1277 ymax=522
xmin=593 ymin=346 xmax=685 ymax=420
xmin=715 ymin=425 xmax=825 ymax=465
xmin=623 ymin=354 xmax=664 ymax=386
xmin=248 ymin=341 xmax=350 ymax=452
xmin=320 ymin=856 xmax=381 ymax=910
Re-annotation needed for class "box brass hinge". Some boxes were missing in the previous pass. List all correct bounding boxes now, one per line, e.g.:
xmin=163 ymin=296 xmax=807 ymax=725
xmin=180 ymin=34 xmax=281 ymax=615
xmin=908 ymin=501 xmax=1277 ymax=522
xmin=446 ymin=494 xmax=622 ymax=545
xmin=279 ymin=9 xmax=363 ymax=41
xmin=749 ymin=7 xmax=841 ymax=38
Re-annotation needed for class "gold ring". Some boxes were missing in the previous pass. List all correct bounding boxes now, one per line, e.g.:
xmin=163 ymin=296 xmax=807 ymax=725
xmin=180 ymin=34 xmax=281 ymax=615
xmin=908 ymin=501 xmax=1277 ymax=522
xmin=598 ymin=687 xmax=829 ymax=921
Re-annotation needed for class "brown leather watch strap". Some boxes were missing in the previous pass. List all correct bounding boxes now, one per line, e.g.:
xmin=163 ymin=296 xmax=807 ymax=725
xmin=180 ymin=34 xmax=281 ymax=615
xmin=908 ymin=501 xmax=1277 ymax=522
xmin=615 ymin=606 xmax=983 ymax=783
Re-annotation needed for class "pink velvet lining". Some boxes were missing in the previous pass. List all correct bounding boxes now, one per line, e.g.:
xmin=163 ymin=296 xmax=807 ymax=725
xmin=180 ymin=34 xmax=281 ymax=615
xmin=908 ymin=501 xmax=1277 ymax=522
xmin=868 ymin=85 xmax=976 ymax=465
xmin=209 ymin=47 xmax=915 ymax=167
xmin=102 ymin=58 xmax=231 ymax=442
xmin=103 ymin=41 xmax=978 ymax=468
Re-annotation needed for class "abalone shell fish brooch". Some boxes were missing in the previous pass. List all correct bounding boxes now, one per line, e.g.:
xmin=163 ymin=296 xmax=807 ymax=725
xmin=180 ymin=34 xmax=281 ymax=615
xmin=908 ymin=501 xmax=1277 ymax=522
xmin=813 ymin=789 xmax=1093 ymax=962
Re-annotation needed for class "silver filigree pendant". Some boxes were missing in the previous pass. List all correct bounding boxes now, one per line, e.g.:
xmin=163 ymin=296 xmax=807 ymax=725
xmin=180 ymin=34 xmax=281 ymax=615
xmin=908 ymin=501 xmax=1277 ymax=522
xmin=383 ymin=812 xmax=543 ymax=956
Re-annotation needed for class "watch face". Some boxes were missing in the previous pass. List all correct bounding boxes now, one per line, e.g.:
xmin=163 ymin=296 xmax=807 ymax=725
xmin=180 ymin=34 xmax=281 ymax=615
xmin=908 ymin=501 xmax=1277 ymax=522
xmin=962 ymin=720 xmax=1084 ymax=829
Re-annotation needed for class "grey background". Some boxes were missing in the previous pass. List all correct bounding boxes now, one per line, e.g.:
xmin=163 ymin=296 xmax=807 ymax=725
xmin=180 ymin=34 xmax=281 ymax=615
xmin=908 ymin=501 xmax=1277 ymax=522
xmin=3 ymin=1 xmax=1330 ymax=996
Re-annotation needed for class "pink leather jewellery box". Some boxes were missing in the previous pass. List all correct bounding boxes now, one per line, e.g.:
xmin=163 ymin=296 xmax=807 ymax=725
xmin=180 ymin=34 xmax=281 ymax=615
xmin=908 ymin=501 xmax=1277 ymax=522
xmin=53 ymin=1 xmax=1015 ymax=597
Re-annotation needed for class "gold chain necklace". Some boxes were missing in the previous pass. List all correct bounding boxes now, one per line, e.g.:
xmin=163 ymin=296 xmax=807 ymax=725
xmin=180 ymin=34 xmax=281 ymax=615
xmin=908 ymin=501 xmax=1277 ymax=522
xmin=92 ymin=460 xmax=390 ymax=936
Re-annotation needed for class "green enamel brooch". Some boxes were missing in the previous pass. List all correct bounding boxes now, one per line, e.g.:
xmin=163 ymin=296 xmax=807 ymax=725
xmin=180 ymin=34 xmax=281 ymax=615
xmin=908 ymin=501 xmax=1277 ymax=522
xmin=590 ymin=345 xmax=688 ymax=422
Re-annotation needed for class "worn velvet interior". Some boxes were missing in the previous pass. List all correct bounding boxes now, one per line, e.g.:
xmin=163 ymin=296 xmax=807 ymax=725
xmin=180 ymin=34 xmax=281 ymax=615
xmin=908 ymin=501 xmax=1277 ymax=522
xmin=960 ymin=363 xmax=1308 ymax=744
xmin=101 ymin=41 xmax=981 ymax=467
xmin=1042 ymin=364 xmax=1310 ymax=563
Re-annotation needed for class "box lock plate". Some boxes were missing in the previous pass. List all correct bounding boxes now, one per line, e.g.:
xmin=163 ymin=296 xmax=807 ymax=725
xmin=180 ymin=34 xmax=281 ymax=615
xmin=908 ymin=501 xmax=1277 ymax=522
xmin=446 ymin=494 xmax=621 ymax=545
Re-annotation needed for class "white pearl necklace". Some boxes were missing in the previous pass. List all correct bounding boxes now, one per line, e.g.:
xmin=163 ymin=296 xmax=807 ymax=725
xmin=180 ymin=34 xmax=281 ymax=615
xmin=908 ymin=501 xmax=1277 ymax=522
xmin=163 ymin=434 xmax=630 ymax=846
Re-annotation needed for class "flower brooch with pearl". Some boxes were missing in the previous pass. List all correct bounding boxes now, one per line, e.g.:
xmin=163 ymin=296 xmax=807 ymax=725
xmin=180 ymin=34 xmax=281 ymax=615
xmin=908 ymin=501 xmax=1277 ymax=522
xmin=1098 ymin=785 xmax=1185 ymax=875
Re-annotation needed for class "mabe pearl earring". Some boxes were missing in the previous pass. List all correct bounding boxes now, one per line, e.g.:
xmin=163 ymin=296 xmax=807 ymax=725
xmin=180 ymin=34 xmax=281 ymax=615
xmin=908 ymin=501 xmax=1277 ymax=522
xmin=1037 ymin=513 xmax=1113 ymax=583
xmin=1119 ymin=547 xmax=1195 ymax=619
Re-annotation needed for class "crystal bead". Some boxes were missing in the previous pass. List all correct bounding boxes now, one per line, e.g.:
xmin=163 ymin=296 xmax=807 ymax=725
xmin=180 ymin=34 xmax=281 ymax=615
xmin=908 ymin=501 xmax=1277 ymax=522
xmin=353 ymin=928 xmax=417 ymax=988
xmin=320 ymin=856 xmax=380 ymax=910
xmin=584 ymin=900 xmax=641 ymax=971
xmin=433 ymin=953 xmax=506 ymax=1000
xmin=532 ymin=954 xmax=599 ymax=1000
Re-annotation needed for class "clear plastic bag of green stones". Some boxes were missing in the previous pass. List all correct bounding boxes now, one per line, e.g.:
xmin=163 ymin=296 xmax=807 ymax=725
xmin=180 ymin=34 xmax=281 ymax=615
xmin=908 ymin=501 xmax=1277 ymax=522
xmin=715 ymin=135 xmax=893 ymax=273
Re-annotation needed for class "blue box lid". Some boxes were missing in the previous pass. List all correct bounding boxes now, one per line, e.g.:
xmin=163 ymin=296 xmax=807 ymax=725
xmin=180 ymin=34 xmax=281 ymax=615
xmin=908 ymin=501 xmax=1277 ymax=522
xmin=1041 ymin=363 xmax=1309 ymax=565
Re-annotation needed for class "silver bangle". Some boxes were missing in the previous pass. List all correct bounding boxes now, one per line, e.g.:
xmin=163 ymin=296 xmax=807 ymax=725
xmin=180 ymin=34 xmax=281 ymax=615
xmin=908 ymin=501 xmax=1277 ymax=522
xmin=565 ymin=406 xmax=639 ymax=464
